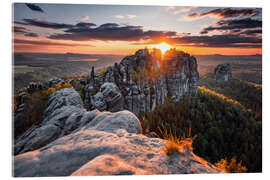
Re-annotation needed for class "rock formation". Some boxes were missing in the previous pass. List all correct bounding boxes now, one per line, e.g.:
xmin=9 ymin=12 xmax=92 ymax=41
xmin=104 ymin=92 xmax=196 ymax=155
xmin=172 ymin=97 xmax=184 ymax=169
xmin=13 ymin=48 xmax=209 ymax=176
xmin=14 ymin=88 xmax=223 ymax=176
xmin=84 ymin=48 xmax=199 ymax=120
xmin=14 ymin=88 xmax=86 ymax=155
xmin=214 ymin=64 xmax=232 ymax=81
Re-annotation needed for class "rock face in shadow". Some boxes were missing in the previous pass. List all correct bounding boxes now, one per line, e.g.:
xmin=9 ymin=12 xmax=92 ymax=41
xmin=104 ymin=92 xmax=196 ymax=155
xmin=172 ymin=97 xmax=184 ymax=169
xmin=85 ymin=48 xmax=199 ymax=120
xmin=14 ymin=88 xmax=100 ymax=155
xmin=214 ymin=63 xmax=232 ymax=81
xmin=14 ymin=87 xmax=223 ymax=177
xmin=91 ymin=83 xmax=124 ymax=112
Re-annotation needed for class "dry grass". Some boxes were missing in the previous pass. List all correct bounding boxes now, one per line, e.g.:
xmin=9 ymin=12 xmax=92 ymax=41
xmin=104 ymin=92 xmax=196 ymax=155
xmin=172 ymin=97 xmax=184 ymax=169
xmin=159 ymin=125 xmax=197 ymax=156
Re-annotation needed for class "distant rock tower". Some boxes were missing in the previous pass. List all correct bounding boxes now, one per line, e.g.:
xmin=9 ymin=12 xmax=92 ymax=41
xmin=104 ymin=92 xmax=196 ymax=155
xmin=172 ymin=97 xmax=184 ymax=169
xmin=214 ymin=63 xmax=232 ymax=81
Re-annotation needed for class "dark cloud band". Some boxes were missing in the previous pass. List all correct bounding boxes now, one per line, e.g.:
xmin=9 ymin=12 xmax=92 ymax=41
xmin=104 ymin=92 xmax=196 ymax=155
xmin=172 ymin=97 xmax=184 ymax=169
xmin=187 ymin=8 xmax=260 ymax=19
xmin=200 ymin=18 xmax=262 ymax=34
xmin=25 ymin=3 xmax=44 ymax=13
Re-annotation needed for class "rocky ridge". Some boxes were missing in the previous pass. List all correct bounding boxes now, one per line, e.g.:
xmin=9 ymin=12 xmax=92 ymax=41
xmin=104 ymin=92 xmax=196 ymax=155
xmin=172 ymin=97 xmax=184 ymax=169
xmin=14 ymin=87 xmax=223 ymax=176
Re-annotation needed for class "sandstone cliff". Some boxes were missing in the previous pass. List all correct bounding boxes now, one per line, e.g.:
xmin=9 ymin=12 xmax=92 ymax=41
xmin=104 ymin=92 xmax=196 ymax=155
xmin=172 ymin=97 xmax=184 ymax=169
xmin=84 ymin=48 xmax=199 ymax=120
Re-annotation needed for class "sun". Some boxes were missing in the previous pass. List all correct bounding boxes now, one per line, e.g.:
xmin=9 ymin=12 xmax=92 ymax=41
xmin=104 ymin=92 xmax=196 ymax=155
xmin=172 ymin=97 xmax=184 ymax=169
xmin=153 ymin=42 xmax=172 ymax=54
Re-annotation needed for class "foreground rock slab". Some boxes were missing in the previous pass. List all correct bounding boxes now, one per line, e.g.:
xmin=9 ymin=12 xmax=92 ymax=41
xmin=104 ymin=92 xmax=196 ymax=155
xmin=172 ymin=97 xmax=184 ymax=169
xmin=14 ymin=88 xmax=223 ymax=176
xmin=14 ymin=119 xmax=222 ymax=176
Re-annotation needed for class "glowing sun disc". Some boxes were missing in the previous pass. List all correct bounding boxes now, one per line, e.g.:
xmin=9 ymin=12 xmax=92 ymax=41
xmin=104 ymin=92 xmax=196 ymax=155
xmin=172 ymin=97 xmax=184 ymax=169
xmin=153 ymin=43 xmax=171 ymax=54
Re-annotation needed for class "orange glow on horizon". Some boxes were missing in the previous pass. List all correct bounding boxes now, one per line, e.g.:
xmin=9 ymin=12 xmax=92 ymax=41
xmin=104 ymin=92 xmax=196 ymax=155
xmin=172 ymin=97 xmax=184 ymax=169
xmin=13 ymin=37 xmax=262 ymax=56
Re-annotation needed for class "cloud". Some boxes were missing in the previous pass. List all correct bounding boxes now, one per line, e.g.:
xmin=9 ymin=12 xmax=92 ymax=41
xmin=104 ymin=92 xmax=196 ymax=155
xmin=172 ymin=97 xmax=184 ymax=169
xmin=48 ymin=22 xmax=178 ymax=42
xmin=76 ymin=22 xmax=97 ymax=28
xmin=173 ymin=7 xmax=196 ymax=14
xmin=186 ymin=8 xmax=260 ymax=20
xmin=13 ymin=39 xmax=94 ymax=47
xmin=127 ymin=14 xmax=137 ymax=19
xmin=201 ymin=8 xmax=259 ymax=18
xmin=46 ymin=20 xmax=261 ymax=48
xmin=115 ymin=15 xmax=125 ymax=19
xmin=132 ymin=33 xmax=261 ymax=48
xmin=15 ymin=18 xmax=98 ymax=30
xmin=114 ymin=15 xmax=137 ymax=19
xmin=187 ymin=12 xmax=200 ymax=19
xmin=241 ymin=29 xmax=262 ymax=35
xmin=98 ymin=23 xmax=120 ymax=29
xmin=200 ymin=18 xmax=262 ymax=34
xmin=166 ymin=6 xmax=176 ymax=11
xmin=79 ymin=16 xmax=89 ymax=22
xmin=14 ymin=17 xmax=260 ymax=49
xmin=24 ymin=33 xmax=39 ymax=37
xmin=170 ymin=34 xmax=261 ymax=48
xmin=16 ymin=18 xmax=74 ymax=29
xmin=14 ymin=21 xmax=29 ymax=26
xmin=13 ymin=26 xmax=39 ymax=37
xmin=25 ymin=3 xmax=44 ymax=13
xmin=13 ymin=26 xmax=29 ymax=33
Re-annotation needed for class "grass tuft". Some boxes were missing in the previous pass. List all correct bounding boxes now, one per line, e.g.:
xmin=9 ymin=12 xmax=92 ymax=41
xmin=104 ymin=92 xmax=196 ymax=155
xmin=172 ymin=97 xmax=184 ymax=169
xmin=158 ymin=125 xmax=197 ymax=156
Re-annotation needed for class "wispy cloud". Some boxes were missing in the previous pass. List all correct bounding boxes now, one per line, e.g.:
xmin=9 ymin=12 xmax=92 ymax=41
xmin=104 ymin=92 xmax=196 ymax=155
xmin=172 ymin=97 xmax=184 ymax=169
xmin=186 ymin=8 xmax=260 ymax=21
xmin=115 ymin=15 xmax=125 ymax=19
xmin=127 ymin=14 xmax=137 ymax=19
xmin=79 ymin=16 xmax=89 ymax=22
xmin=13 ymin=26 xmax=39 ymax=37
xmin=13 ymin=26 xmax=29 ymax=33
xmin=115 ymin=15 xmax=137 ymax=19
xmin=24 ymin=33 xmax=39 ymax=37
xmin=25 ymin=3 xmax=44 ymax=13
xmin=200 ymin=18 xmax=262 ymax=34
xmin=14 ymin=18 xmax=74 ymax=29
xmin=14 ymin=39 xmax=94 ymax=47
xmin=166 ymin=6 xmax=197 ymax=15
xmin=173 ymin=7 xmax=195 ymax=14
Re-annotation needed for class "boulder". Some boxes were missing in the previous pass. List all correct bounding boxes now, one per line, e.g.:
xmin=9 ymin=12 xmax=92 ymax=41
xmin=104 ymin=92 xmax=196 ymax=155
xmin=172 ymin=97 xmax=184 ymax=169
xmin=14 ymin=110 xmax=222 ymax=177
xmin=91 ymin=92 xmax=107 ymax=111
xmin=91 ymin=83 xmax=124 ymax=112
xmin=100 ymin=83 xmax=124 ymax=112
xmin=214 ymin=63 xmax=232 ymax=81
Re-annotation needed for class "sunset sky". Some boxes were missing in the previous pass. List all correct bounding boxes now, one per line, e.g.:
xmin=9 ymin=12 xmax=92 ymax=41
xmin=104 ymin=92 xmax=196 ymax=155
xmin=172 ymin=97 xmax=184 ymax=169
xmin=13 ymin=3 xmax=262 ymax=55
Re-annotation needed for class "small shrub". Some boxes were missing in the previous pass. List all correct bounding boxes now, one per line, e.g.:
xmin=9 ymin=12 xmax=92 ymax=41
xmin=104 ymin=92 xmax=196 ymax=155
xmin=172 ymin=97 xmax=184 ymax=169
xmin=13 ymin=94 xmax=19 ymax=111
xmin=42 ymin=88 xmax=56 ymax=97
xmin=62 ymin=82 xmax=72 ymax=88
xmin=160 ymin=125 xmax=195 ymax=156
xmin=55 ymin=83 xmax=62 ymax=90
xmin=97 ymin=67 xmax=107 ymax=74
xmin=215 ymin=157 xmax=247 ymax=173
